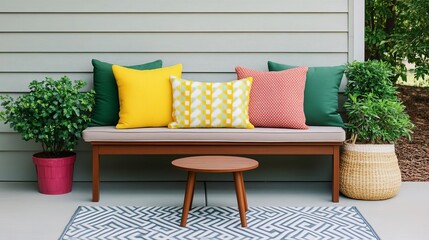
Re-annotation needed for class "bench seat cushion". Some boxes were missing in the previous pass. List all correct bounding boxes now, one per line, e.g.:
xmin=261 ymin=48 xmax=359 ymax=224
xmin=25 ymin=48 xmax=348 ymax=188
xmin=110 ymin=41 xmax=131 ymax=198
xmin=83 ymin=126 xmax=345 ymax=143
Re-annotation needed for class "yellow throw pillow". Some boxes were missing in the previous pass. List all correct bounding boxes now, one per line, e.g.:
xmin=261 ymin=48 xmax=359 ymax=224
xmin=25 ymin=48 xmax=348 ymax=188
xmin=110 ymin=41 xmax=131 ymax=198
xmin=113 ymin=64 xmax=182 ymax=128
xmin=169 ymin=76 xmax=254 ymax=129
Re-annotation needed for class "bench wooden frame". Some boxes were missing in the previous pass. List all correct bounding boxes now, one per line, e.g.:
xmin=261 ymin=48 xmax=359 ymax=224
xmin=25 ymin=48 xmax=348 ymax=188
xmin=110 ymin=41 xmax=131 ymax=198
xmin=90 ymin=141 xmax=341 ymax=203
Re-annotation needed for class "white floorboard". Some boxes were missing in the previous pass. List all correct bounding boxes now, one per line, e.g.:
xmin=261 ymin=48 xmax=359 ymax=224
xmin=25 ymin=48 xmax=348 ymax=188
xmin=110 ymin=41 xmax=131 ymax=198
xmin=0 ymin=181 xmax=427 ymax=240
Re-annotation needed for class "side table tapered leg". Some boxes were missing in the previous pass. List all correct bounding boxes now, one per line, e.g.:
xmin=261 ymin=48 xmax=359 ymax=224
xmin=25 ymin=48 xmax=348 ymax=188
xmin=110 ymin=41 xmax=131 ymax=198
xmin=233 ymin=172 xmax=247 ymax=227
xmin=181 ymin=171 xmax=196 ymax=227
xmin=189 ymin=180 xmax=195 ymax=211
xmin=239 ymin=172 xmax=248 ymax=211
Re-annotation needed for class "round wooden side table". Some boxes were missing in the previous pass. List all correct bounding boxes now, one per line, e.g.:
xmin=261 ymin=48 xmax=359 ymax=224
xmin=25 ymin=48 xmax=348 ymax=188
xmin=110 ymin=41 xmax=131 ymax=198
xmin=172 ymin=156 xmax=259 ymax=228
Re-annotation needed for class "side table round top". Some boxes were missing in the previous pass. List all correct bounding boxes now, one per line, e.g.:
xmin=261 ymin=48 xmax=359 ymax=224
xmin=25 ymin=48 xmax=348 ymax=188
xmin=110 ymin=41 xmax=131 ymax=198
xmin=172 ymin=156 xmax=259 ymax=173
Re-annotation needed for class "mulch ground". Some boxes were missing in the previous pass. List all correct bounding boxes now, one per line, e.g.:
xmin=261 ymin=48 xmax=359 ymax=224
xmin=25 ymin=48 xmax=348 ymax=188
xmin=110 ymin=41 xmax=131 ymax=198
xmin=396 ymin=85 xmax=429 ymax=181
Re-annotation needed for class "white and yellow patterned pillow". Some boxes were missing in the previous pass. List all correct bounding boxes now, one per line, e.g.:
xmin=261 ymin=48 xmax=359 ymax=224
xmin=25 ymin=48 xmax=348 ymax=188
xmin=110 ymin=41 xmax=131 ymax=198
xmin=169 ymin=76 xmax=254 ymax=129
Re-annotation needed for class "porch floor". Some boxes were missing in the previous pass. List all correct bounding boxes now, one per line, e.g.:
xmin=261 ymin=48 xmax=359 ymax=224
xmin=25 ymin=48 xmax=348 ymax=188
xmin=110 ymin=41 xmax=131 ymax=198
xmin=0 ymin=181 xmax=427 ymax=239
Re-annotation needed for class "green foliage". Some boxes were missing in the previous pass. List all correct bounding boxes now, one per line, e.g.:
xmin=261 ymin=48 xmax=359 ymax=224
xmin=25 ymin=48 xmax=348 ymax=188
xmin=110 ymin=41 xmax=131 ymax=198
xmin=0 ymin=76 xmax=95 ymax=157
xmin=345 ymin=60 xmax=397 ymax=100
xmin=345 ymin=94 xmax=414 ymax=144
xmin=393 ymin=0 xmax=429 ymax=80
xmin=365 ymin=0 xmax=429 ymax=82
xmin=344 ymin=60 xmax=414 ymax=144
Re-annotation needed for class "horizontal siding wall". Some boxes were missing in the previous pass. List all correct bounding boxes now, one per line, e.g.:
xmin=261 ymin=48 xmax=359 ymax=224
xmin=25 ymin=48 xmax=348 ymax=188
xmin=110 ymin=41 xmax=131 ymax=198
xmin=0 ymin=0 xmax=360 ymax=181
xmin=1 ymin=0 xmax=348 ymax=13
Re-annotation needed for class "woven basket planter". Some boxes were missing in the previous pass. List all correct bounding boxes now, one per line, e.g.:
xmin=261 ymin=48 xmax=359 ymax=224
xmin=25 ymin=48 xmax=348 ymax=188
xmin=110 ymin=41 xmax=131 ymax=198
xmin=340 ymin=143 xmax=401 ymax=200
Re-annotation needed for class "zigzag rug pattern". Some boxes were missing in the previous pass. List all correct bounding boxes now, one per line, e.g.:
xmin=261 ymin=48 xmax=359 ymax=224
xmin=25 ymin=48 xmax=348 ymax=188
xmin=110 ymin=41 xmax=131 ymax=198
xmin=60 ymin=206 xmax=380 ymax=240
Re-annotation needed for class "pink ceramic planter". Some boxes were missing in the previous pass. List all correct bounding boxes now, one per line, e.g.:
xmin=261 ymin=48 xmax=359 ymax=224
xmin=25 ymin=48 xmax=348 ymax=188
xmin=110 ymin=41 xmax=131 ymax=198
xmin=32 ymin=153 xmax=76 ymax=195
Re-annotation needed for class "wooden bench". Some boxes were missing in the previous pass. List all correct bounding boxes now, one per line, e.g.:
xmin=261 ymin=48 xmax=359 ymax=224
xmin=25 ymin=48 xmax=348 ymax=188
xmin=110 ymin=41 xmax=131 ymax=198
xmin=82 ymin=126 xmax=345 ymax=203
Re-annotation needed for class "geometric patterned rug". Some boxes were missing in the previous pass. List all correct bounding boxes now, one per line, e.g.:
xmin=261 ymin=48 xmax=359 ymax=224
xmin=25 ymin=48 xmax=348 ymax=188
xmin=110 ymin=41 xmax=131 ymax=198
xmin=60 ymin=206 xmax=380 ymax=240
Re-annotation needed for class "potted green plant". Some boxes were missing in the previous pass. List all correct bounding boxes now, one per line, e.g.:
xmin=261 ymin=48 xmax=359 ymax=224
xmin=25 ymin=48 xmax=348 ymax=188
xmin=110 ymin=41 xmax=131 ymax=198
xmin=340 ymin=60 xmax=414 ymax=200
xmin=0 ymin=76 xmax=95 ymax=194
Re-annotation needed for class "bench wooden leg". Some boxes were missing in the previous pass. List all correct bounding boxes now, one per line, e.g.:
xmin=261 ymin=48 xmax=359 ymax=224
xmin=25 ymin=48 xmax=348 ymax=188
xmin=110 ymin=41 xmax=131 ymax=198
xmin=332 ymin=145 xmax=340 ymax=203
xmin=181 ymin=171 xmax=196 ymax=227
xmin=233 ymin=172 xmax=247 ymax=227
xmin=92 ymin=145 xmax=100 ymax=202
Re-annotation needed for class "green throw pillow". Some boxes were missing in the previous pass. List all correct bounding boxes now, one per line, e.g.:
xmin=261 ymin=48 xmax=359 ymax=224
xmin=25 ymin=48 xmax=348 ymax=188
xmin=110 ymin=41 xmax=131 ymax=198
xmin=90 ymin=59 xmax=163 ymax=126
xmin=268 ymin=61 xmax=345 ymax=127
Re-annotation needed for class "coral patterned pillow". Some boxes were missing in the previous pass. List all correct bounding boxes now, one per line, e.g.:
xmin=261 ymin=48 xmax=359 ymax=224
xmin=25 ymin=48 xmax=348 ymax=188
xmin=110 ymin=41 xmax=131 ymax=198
xmin=235 ymin=66 xmax=309 ymax=129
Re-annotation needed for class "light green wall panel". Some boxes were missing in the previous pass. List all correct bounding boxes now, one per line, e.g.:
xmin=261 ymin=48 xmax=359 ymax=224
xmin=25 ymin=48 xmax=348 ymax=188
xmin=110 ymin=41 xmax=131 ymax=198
xmin=0 ymin=152 xmax=332 ymax=182
xmin=0 ymin=151 xmax=91 ymax=181
xmin=0 ymin=0 xmax=363 ymax=182
xmin=0 ymin=13 xmax=348 ymax=32
xmin=0 ymin=53 xmax=348 ymax=73
xmin=0 ymin=33 xmax=348 ymax=53
xmin=0 ymin=0 xmax=348 ymax=13
xmin=0 ymin=133 xmax=90 ymax=151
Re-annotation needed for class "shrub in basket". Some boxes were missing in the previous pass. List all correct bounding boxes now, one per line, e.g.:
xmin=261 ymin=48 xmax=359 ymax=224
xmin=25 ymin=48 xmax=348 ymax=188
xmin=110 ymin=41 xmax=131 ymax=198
xmin=341 ymin=60 xmax=414 ymax=200
xmin=0 ymin=76 xmax=95 ymax=194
